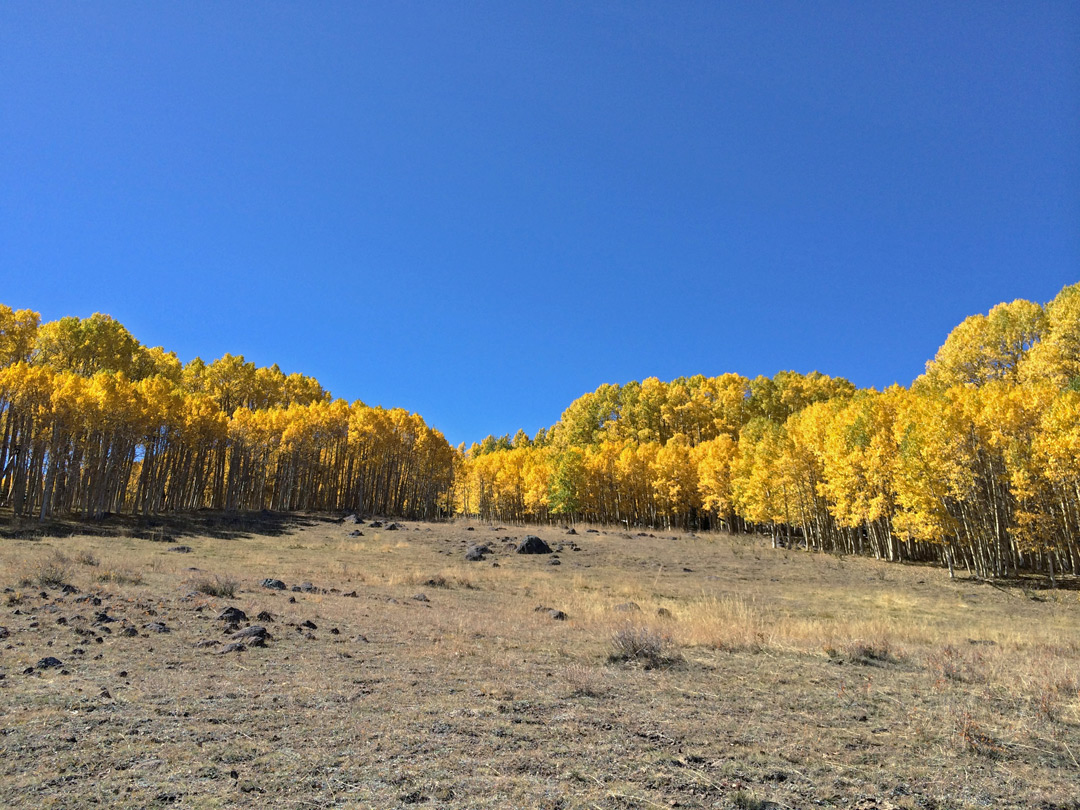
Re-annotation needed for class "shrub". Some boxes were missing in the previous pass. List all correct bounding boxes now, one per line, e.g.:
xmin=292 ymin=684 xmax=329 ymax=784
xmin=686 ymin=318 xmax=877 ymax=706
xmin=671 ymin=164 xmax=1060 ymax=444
xmin=97 ymin=568 xmax=144 ymax=586
xmin=194 ymin=575 xmax=239 ymax=599
xmin=608 ymin=624 xmax=679 ymax=668
xmin=33 ymin=552 xmax=71 ymax=588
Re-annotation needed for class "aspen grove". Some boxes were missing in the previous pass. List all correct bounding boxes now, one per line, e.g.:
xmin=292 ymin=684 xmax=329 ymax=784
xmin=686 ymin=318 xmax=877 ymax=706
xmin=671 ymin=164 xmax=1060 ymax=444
xmin=3 ymin=282 xmax=1080 ymax=579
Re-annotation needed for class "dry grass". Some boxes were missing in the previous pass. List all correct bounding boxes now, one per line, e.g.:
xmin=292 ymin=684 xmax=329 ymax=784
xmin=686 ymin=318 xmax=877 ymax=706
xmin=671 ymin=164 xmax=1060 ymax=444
xmin=0 ymin=514 xmax=1078 ymax=809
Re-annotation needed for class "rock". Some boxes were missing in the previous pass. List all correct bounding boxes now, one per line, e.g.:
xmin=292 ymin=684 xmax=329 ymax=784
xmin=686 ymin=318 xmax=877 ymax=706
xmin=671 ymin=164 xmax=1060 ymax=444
xmin=36 ymin=656 xmax=64 ymax=669
xmin=144 ymin=622 xmax=169 ymax=633
xmin=168 ymin=546 xmax=193 ymax=553
xmin=412 ymin=593 xmax=430 ymax=602
xmin=369 ymin=521 xmax=383 ymax=529
xmin=194 ymin=639 xmax=217 ymax=648
xmin=94 ymin=611 xmax=118 ymax=624
xmin=549 ymin=558 xmax=561 ymax=566
xmin=330 ymin=627 xmax=340 ymax=635
xmin=534 ymin=606 xmax=568 ymax=621
xmin=291 ymin=585 xmax=301 ymax=592
xmin=217 ymin=607 xmax=248 ymax=623
xmin=256 ymin=610 xmax=275 ymax=622
xmin=613 ymin=602 xmax=641 ymax=613
xmin=219 ymin=642 xmax=246 ymax=654
xmin=343 ymin=513 xmax=362 ymax=524
xmin=516 ymin=535 xmax=553 ymax=555
xmin=343 ymin=591 xmax=358 ymax=598
xmin=386 ymin=522 xmax=400 ymax=531
xmin=61 ymin=584 xmax=79 ymax=594
xmin=586 ymin=529 xmax=599 ymax=534
xmin=300 ymin=582 xmax=316 ymax=593
xmin=300 ymin=620 xmax=317 ymax=630
xmin=231 ymin=625 xmax=269 ymax=641
xmin=348 ymin=530 xmax=363 ymax=537
xmin=656 ymin=608 xmax=673 ymax=619
xmin=261 ymin=579 xmax=286 ymax=591
xmin=120 ymin=626 xmax=139 ymax=637
xmin=0 ymin=627 xmax=8 ymax=639
xmin=465 ymin=546 xmax=486 ymax=562
xmin=566 ymin=527 xmax=577 ymax=535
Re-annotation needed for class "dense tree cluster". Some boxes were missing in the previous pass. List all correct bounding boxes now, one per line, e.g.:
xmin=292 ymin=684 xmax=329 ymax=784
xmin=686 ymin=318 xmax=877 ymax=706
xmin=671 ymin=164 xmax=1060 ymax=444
xmin=5 ymin=283 xmax=1080 ymax=579
xmin=0 ymin=308 xmax=453 ymax=520
xmin=457 ymin=284 xmax=1080 ymax=578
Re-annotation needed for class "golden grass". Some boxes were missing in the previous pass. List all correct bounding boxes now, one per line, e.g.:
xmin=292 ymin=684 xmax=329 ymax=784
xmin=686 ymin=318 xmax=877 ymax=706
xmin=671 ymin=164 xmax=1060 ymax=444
xmin=0 ymin=515 xmax=1077 ymax=809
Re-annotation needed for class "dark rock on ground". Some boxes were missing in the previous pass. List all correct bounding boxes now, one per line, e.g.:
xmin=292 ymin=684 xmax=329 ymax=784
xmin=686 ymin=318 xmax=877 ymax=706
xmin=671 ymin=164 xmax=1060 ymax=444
xmin=256 ymin=610 xmax=275 ymax=622
xmin=343 ymin=513 xmax=362 ymax=524
xmin=94 ymin=611 xmax=117 ymax=624
xmin=343 ymin=591 xmax=358 ymax=598
xmin=534 ymin=606 xmax=568 ymax=620
xmin=218 ymin=607 xmax=247 ymax=623
xmin=348 ymin=530 xmax=363 ymax=537
xmin=36 ymin=656 xmax=64 ymax=669
xmin=369 ymin=521 xmax=383 ymax=528
xmin=231 ymin=625 xmax=269 ymax=640
xmin=219 ymin=642 xmax=246 ymax=654
xmin=144 ymin=622 xmax=169 ymax=633
xmin=516 ymin=535 xmax=552 ymax=555
xmin=119 ymin=626 xmax=139 ymax=637
xmin=412 ymin=593 xmax=429 ymax=602
xmin=75 ymin=595 xmax=102 ymax=606
xmin=549 ymin=558 xmax=561 ymax=566
xmin=656 ymin=608 xmax=674 ymax=619
xmin=566 ymin=527 xmax=577 ymax=535
xmin=261 ymin=579 xmax=286 ymax=590
xmin=466 ymin=526 xmax=474 ymax=531
xmin=61 ymin=584 xmax=79 ymax=594
xmin=300 ymin=620 xmax=317 ymax=630
xmin=465 ymin=546 xmax=487 ymax=562
xmin=386 ymin=522 xmax=400 ymax=531
xmin=300 ymin=582 xmax=317 ymax=593
xmin=586 ymin=529 xmax=599 ymax=533
xmin=168 ymin=546 xmax=193 ymax=553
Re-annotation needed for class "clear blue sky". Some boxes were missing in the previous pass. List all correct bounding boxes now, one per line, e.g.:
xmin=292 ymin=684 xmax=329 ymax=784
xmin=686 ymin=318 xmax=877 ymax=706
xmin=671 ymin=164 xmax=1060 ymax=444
xmin=2 ymin=2 xmax=1078 ymax=446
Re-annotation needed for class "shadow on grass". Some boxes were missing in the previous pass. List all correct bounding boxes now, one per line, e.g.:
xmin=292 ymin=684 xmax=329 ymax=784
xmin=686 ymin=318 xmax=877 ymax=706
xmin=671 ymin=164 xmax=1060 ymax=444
xmin=0 ymin=509 xmax=335 ymax=542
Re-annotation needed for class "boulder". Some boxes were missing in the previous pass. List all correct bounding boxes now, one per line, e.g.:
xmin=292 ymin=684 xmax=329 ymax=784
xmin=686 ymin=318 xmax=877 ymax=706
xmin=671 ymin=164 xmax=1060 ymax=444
xmin=516 ymin=535 xmax=552 ymax=555
xmin=261 ymin=578 xmax=286 ymax=590
xmin=231 ymin=625 xmax=270 ymax=641
xmin=465 ymin=547 xmax=486 ymax=562
xmin=217 ymin=607 xmax=247 ymax=623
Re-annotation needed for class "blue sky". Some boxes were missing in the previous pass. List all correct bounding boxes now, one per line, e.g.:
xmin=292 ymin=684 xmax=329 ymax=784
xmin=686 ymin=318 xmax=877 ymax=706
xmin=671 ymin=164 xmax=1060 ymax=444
xmin=2 ymin=2 xmax=1078 ymax=446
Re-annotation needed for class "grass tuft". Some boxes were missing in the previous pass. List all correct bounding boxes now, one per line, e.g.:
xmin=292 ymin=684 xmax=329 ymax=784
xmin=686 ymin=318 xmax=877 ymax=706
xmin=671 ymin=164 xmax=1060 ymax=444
xmin=193 ymin=575 xmax=239 ymax=599
xmin=608 ymin=624 xmax=680 ymax=668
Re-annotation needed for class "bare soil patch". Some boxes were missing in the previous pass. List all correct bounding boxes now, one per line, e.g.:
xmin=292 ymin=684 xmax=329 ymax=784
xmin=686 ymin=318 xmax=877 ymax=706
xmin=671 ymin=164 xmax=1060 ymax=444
xmin=1 ymin=516 xmax=1078 ymax=808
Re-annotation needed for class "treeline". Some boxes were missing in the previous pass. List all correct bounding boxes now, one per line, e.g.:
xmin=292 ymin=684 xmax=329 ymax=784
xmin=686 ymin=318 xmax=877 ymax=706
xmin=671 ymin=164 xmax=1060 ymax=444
xmin=0 ymin=310 xmax=454 ymax=520
xmin=457 ymin=284 xmax=1080 ymax=579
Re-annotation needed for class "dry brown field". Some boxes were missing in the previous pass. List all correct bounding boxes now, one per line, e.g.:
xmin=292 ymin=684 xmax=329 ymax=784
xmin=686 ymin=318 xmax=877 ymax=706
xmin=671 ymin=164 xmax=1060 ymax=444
xmin=1 ymin=512 xmax=1078 ymax=809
